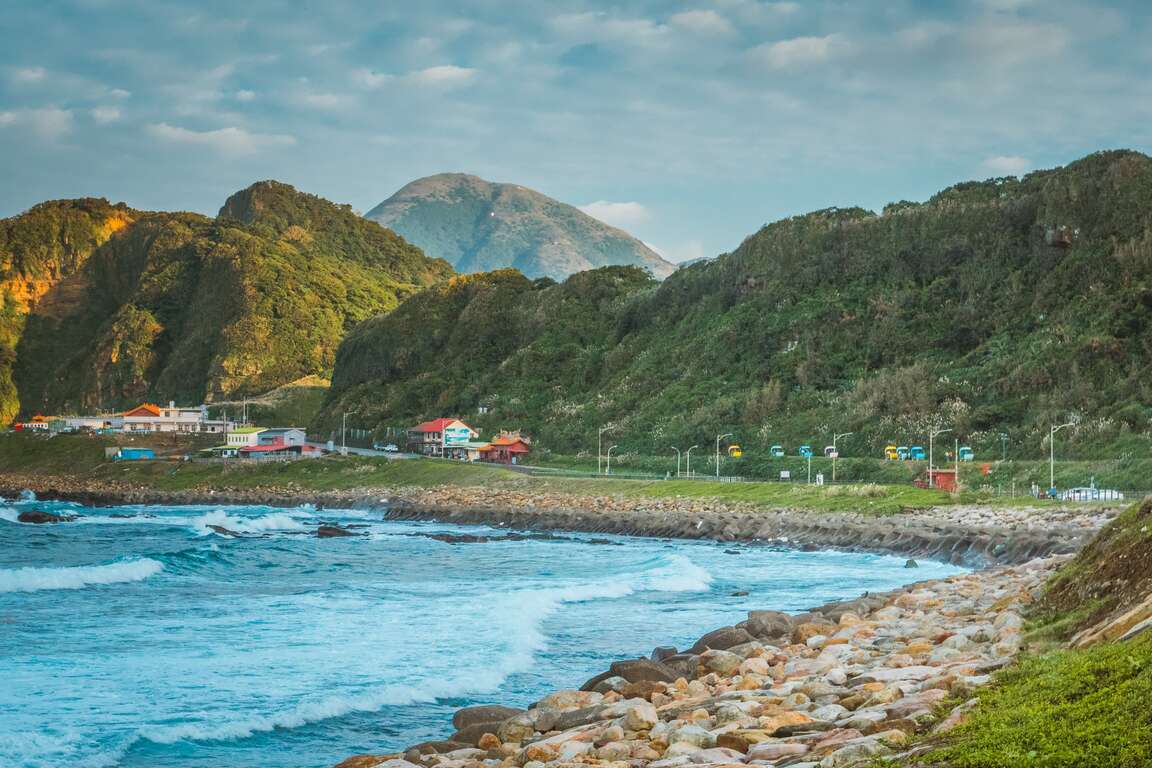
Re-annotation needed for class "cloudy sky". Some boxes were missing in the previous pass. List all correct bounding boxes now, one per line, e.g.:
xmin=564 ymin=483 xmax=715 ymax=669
xmin=1 ymin=0 xmax=1150 ymax=263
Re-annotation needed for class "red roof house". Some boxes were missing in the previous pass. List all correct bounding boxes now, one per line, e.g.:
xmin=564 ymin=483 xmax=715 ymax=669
xmin=479 ymin=431 xmax=532 ymax=465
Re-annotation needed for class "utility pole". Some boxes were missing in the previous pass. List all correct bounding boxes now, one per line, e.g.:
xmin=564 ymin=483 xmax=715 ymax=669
xmin=598 ymin=426 xmax=610 ymax=475
xmin=685 ymin=445 xmax=699 ymax=477
xmin=1050 ymin=422 xmax=1074 ymax=495
xmin=954 ymin=438 xmax=960 ymax=493
xmin=832 ymin=431 xmax=853 ymax=483
xmin=929 ymin=427 xmax=952 ymax=488
xmin=606 ymin=445 xmax=618 ymax=475
xmin=715 ymin=433 xmax=733 ymax=479
xmin=672 ymin=446 xmax=681 ymax=478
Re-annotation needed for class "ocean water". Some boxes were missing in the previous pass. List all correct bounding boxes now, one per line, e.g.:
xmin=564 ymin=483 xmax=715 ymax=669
xmin=0 ymin=495 xmax=964 ymax=768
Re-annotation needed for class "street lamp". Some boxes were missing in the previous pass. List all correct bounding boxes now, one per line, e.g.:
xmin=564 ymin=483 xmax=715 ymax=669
xmin=1050 ymin=422 xmax=1075 ymax=494
xmin=928 ymin=427 xmax=952 ymax=488
xmin=832 ymin=431 xmax=853 ymax=482
xmin=342 ymin=411 xmax=356 ymax=456
xmin=671 ymin=446 xmax=682 ymax=478
xmin=685 ymin=444 xmax=700 ymax=477
xmin=606 ymin=444 xmax=619 ymax=475
xmin=715 ymin=433 xmax=733 ymax=479
xmin=598 ymin=426 xmax=611 ymax=475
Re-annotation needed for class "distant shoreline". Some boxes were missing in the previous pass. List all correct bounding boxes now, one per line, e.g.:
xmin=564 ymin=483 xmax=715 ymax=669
xmin=0 ymin=478 xmax=1110 ymax=567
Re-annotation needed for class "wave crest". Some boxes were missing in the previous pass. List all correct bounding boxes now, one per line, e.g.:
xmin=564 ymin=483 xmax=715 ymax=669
xmin=0 ymin=558 xmax=164 ymax=593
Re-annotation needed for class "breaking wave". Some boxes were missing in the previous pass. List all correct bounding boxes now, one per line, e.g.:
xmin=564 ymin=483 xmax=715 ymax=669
xmin=0 ymin=558 xmax=164 ymax=593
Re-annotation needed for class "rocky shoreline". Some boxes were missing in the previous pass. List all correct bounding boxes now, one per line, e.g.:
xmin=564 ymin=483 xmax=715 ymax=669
xmin=0 ymin=477 xmax=1114 ymax=567
xmin=337 ymin=557 xmax=1059 ymax=768
xmin=0 ymin=475 xmax=1116 ymax=766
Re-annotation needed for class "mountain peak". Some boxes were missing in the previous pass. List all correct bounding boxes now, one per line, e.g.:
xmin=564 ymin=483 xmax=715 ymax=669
xmin=365 ymin=174 xmax=677 ymax=280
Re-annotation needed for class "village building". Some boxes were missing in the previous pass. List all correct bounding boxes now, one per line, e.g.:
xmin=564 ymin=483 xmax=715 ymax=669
xmin=479 ymin=431 xmax=532 ymax=465
xmin=407 ymin=418 xmax=478 ymax=457
xmin=119 ymin=402 xmax=234 ymax=434
xmin=239 ymin=428 xmax=315 ymax=458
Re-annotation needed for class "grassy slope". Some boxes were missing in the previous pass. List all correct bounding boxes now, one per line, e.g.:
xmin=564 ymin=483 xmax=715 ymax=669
xmin=920 ymin=500 xmax=1152 ymax=766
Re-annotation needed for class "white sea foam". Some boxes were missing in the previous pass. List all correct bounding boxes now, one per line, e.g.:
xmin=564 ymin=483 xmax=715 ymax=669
xmin=0 ymin=506 xmax=20 ymax=523
xmin=0 ymin=558 xmax=164 ymax=593
xmin=140 ymin=554 xmax=711 ymax=745
xmin=191 ymin=509 xmax=310 ymax=535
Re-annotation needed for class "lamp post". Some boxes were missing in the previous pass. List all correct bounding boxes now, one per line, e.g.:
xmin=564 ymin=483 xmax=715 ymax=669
xmin=1000 ymin=432 xmax=1009 ymax=462
xmin=832 ymin=431 xmax=853 ymax=483
xmin=341 ymin=411 xmax=356 ymax=456
xmin=672 ymin=446 xmax=682 ymax=478
xmin=598 ymin=426 xmax=610 ymax=475
xmin=1050 ymin=422 xmax=1074 ymax=494
xmin=606 ymin=444 xmax=619 ymax=475
xmin=685 ymin=444 xmax=699 ymax=477
xmin=715 ymin=433 xmax=733 ymax=479
xmin=928 ymin=427 xmax=952 ymax=488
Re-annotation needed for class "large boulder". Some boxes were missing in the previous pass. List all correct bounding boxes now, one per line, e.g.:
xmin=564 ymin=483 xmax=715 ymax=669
xmin=453 ymin=704 xmax=525 ymax=730
xmin=688 ymin=626 xmax=755 ymax=653
xmin=450 ymin=722 xmax=502 ymax=746
xmin=581 ymin=658 xmax=679 ymax=691
xmin=17 ymin=509 xmax=76 ymax=524
xmin=744 ymin=610 xmax=793 ymax=640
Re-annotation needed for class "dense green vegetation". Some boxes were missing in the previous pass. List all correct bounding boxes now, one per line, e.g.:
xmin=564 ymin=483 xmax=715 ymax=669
xmin=366 ymin=173 xmax=676 ymax=280
xmin=325 ymin=151 xmax=1152 ymax=460
xmin=0 ymin=198 xmax=136 ymax=424
xmin=0 ymin=182 xmax=453 ymax=420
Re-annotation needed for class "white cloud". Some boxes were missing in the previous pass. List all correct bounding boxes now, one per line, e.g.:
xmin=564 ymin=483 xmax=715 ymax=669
xmin=751 ymin=34 xmax=846 ymax=70
xmin=290 ymin=90 xmax=353 ymax=110
xmin=410 ymin=65 xmax=476 ymax=86
xmin=579 ymin=200 xmax=651 ymax=227
xmin=109 ymin=88 xmax=131 ymax=99
xmin=145 ymin=123 xmax=295 ymax=154
xmin=898 ymin=21 xmax=954 ymax=49
xmin=352 ymin=68 xmax=394 ymax=89
xmin=0 ymin=107 xmax=73 ymax=140
xmin=981 ymin=155 xmax=1030 ymax=175
xmin=669 ymin=10 xmax=733 ymax=36
xmin=11 ymin=66 xmax=47 ymax=84
xmin=235 ymin=89 xmax=256 ymax=102
xmin=90 ymin=106 xmax=121 ymax=123
xmin=551 ymin=12 xmax=669 ymax=47
xmin=647 ymin=240 xmax=708 ymax=264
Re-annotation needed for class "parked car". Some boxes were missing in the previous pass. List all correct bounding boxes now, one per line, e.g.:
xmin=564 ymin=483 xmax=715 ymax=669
xmin=909 ymin=446 xmax=926 ymax=460
xmin=769 ymin=445 xmax=785 ymax=458
xmin=798 ymin=445 xmax=813 ymax=458
xmin=958 ymin=446 xmax=975 ymax=461
xmin=1059 ymin=487 xmax=1124 ymax=502
xmin=372 ymin=442 xmax=400 ymax=453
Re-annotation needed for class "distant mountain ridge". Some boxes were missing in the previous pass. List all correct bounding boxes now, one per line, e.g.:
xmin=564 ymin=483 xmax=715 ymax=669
xmin=365 ymin=173 xmax=677 ymax=281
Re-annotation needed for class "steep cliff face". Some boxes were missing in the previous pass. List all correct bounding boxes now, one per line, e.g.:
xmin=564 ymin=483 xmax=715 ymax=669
xmin=0 ymin=182 xmax=454 ymax=420
xmin=0 ymin=199 xmax=138 ymax=423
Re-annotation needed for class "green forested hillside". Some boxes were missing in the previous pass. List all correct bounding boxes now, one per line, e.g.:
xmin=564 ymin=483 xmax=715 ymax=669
xmin=322 ymin=150 xmax=1152 ymax=459
xmin=2 ymin=182 xmax=453 ymax=419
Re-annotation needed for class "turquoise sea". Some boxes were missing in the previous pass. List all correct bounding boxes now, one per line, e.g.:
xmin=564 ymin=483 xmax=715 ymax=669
xmin=0 ymin=494 xmax=963 ymax=767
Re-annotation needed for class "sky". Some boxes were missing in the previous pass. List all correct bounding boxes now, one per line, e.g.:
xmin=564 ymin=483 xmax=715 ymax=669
xmin=1 ymin=0 xmax=1151 ymax=264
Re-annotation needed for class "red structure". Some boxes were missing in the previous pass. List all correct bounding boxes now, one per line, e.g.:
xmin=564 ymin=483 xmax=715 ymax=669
xmin=479 ymin=432 xmax=532 ymax=464
xmin=914 ymin=469 xmax=958 ymax=493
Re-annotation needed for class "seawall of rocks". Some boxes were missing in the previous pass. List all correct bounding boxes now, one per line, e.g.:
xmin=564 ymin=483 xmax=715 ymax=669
xmin=0 ymin=476 xmax=1112 ymax=567
xmin=337 ymin=558 xmax=1059 ymax=768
